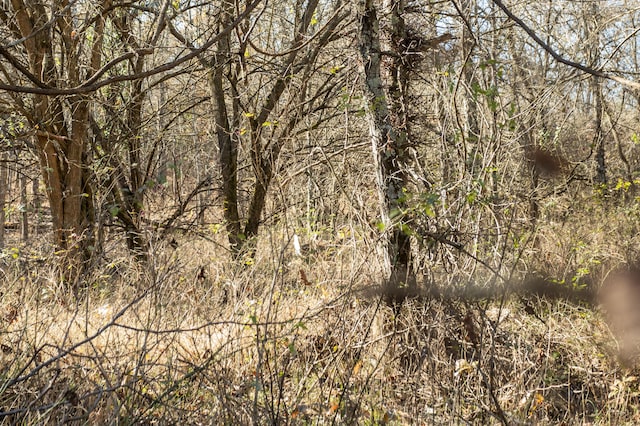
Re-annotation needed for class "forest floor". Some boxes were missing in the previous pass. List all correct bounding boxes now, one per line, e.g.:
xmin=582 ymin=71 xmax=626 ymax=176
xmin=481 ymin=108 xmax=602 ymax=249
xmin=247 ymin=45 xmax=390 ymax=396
xmin=1 ymin=209 xmax=639 ymax=425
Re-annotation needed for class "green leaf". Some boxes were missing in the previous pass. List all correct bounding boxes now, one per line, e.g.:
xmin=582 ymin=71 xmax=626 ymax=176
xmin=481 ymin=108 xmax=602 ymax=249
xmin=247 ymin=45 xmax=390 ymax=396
xmin=400 ymin=223 xmax=414 ymax=236
xmin=423 ymin=205 xmax=435 ymax=218
xmin=466 ymin=191 xmax=477 ymax=204
xmin=288 ymin=342 xmax=297 ymax=355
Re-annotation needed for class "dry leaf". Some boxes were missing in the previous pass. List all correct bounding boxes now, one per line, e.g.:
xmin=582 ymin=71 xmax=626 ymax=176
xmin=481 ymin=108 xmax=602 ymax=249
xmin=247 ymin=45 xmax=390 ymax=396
xmin=352 ymin=360 xmax=362 ymax=375
xmin=300 ymin=269 xmax=311 ymax=286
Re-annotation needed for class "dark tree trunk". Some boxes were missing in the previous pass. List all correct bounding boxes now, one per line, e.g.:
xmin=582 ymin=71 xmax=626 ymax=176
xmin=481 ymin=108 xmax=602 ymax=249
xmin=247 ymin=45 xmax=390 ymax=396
xmin=209 ymin=0 xmax=328 ymax=259
xmin=208 ymin=4 xmax=242 ymax=252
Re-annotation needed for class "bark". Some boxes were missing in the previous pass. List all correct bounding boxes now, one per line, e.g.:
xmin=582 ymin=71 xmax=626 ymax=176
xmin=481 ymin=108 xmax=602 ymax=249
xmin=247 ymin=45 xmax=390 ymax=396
xmin=0 ymin=153 xmax=7 ymax=249
xmin=34 ymin=99 xmax=95 ymax=281
xmin=84 ymin=7 xmax=149 ymax=262
xmin=507 ymin=32 xmax=542 ymax=225
xmin=32 ymin=177 xmax=40 ymax=236
xmin=460 ymin=0 xmax=481 ymax=174
xmin=587 ymin=2 xmax=606 ymax=186
xmin=241 ymin=0 xmax=320 ymax=247
xmin=209 ymin=0 xmax=242 ymax=252
xmin=593 ymin=77 xmax=607 ymax=186
xmin=359 ymin=0 xmax=414 ymax=297
xmin=20 ymin=173 xmax=27 ymax=241
xmin=120 ymin=80 xmax=148 ymax=261
xmin=5 ymin=0 xmax=109 ymax=283
xmin=208 ymin=0 xmax=334 ymax=258
xmin=109 ymin=12 xmax=149 ymax=261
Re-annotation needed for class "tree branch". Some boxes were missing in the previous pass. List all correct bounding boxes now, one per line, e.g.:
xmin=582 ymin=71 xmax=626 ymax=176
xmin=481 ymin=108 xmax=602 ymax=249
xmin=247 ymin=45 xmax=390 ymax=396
xmin=0 ymin=0 xmax=264 ymax=95
xmin=491 ymin=0 xmax=640 ymax=90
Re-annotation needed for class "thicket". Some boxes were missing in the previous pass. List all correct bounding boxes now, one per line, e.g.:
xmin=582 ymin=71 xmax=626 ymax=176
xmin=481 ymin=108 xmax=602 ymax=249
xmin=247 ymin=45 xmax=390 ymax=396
xmin=1 ymin=1 xmax=640 ymax=424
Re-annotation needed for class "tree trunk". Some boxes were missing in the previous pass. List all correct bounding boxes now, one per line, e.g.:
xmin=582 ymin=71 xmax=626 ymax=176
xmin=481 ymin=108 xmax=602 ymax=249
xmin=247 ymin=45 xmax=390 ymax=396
xmin=32 ymin=176 xmax=40 ymax=236
xmin=593 ymin=76 xmax=607 ymax=186
xmin=34 ymin=102 xmax=95 ymax=283
xmin=209 ymin=18 xmax=242 ymax=252
xmin=0 ymin=152 xmax=7 ymax=249
xmin=586 ymin=2 xmax=607 ymax=187
xmin=6 ymin=0 xmax=103 ymax=284
xmin=461 ymin=0 xmax=481 ymax=176
xmin=359 ymin=0 xmax=415 ymax=301
xmin=209 ymin=0 xmax=325 ymax=258
xmin=20 ymin=173 xmax=28 ymax=242
xmin=46 ymin=100 xmax=94 ymax=279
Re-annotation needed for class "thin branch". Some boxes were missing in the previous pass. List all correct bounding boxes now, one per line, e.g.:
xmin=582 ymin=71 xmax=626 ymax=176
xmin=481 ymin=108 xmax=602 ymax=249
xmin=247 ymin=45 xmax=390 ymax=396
xmin=0 ymin=0 xmax=264 ymax=95
xmin=490 ymin=0 xmax=640 ymax=90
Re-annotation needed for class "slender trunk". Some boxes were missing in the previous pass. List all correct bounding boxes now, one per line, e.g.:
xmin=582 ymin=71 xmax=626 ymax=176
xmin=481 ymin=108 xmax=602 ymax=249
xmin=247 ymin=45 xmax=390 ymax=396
xmin=593 ymin=77 xmax=606 ymax=186
xmin=360 ymin=0 xmax=414 ymax=300
xmin=0 ymin=153 xmax=7 ymax=249
xmin=32 ymin=177 xmax=40 ymax=236
xmin=211 ymin=0 xmax=322 ymax=258
xmin=587 ymin=2 xmax=606 ymax=187
xmin=507 ymin=31 xmax=542 ymax=226
xmin=123 ymin=82 xmax=149 ymax=262
xmin=461 ymin=0 xmax=480 ymax=176
xmin=209 ymin=62 xmax=241 ymax=251
xmin=20 ymin=174 xmax=28 ymax=242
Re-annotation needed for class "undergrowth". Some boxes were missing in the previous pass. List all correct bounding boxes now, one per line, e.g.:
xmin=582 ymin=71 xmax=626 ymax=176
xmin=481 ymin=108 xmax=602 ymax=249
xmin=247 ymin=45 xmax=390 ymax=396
xmin=0 ymin=198 xmax=639 ymax=425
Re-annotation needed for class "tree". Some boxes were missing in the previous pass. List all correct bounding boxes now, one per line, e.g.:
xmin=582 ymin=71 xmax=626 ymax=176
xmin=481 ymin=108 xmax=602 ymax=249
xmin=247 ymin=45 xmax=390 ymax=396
xmin=0 ymin=1 xmax=262 ymax=278
xmin=359 ymin=0 xmax=415 ymax=298
xmin=0 ymin=1 xmax=108 ymax=280
xmin=170 ymin=0 xmax=350 ymax=257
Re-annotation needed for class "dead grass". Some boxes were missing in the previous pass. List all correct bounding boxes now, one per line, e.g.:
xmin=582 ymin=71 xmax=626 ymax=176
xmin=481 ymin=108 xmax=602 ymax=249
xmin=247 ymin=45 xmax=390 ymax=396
xmin=0 ymin=212 xmax=639 ymax=425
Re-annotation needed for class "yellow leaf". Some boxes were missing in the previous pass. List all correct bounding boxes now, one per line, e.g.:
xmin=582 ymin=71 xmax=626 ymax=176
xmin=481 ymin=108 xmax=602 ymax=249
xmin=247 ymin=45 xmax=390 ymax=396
xmin=352 ymin=360 xmax=362 ymax=375
xmin=243 ymin=112 xmax=255 ymax=118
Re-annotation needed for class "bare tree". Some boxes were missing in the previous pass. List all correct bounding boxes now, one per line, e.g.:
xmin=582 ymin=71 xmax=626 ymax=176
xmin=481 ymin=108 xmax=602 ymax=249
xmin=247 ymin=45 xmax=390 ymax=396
xmin=585 ymin=1 xmax=607 ymax=186
xmin=0 ymin=1 xmax=109 ymax=280
xmin=0 ymin=1 xmax=261 ymax=275
xmin=171 ymin=0 xmax=350 ymax=256
xmin=359 ymin=0 xmax=415 ymax=296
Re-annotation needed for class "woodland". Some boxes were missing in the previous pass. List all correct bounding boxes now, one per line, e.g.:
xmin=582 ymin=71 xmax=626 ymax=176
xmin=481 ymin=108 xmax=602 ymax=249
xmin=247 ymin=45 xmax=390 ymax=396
xmin=1 ymin=0 xmax=640 ymax=424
